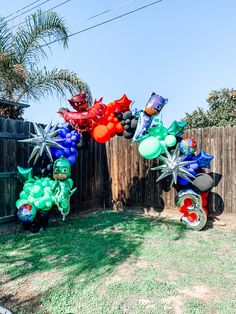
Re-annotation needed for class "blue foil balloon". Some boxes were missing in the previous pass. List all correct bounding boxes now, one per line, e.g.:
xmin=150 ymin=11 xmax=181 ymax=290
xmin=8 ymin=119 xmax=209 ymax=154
xmin=193 ymin=150 xmax=214 ymax=169
xmin=132 ymin=111 xmax=153 ymax=143
xmin=144 ymin=93 xmax=168 ymax=116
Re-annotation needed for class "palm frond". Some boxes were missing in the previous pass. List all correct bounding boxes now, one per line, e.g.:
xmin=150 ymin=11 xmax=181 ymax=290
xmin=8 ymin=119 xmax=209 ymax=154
xmin=15 ymin=67 xmax=92 ymax=103
xmin=0 ymin=16 xmax=12 ymax=53
xmin=15 ymin=10 xmax=69 ymax=65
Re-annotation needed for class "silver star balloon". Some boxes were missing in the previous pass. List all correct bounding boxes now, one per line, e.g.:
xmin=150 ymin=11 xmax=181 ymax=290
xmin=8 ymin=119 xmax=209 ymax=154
xmin=151 ymin=144 xmax=196 ymax=187
xmin=19 ymin=121 xmax=64 ymax=164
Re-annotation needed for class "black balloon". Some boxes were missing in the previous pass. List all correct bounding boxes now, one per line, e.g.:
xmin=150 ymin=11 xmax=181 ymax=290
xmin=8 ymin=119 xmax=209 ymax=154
xmin=130 ymin=118 xmax=138 ymax=129
xmin=82 ymin=131 xmax=91 ymax=141
xmin=76 ymin=139 xmax=89 ymax=150
xmin=123 ymin=111 xmax=133 ymax=120
xmin=76 ymin=140 xmax=84 ymax=149
xmin=41 ymin=168 xmax=48 ymax=176
xmin=38 ymin=211 xmax=49 ymax=228
xmin=123 ymin=130 xmax=134 ymax=139
xmin=116 ymin=113 xmax=123 ymax=121
xmin=29 ymin=221 xmax=41 ymax=233
xmin=192 ymin=173 xmax=214 ymax=192
xmin=47 ymin=163 xmax=53 ymax=172
xmin=22 ymin=222 xmax=30 ymax=231
xmin=124 ymin=124 xmax=131 ymax=130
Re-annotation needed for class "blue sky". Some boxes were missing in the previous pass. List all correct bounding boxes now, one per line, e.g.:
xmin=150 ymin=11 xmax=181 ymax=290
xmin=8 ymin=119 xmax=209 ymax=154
xmin=2 ymin=0 xmax=236 ymax=126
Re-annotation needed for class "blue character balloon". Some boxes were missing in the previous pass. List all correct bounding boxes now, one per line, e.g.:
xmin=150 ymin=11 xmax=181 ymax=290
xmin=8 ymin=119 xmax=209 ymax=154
xmin=144 ymin=93 xmax=168 ymax=116
xmin=132 ymin=111 xmax=153 ymax=143
xmin=132 ymin=92 xmax=168 ymax=143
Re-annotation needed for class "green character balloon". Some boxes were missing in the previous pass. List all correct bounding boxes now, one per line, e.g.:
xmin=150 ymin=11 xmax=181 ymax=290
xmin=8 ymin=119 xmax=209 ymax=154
xmin=52 ymin=156 xmax=77 ymax=220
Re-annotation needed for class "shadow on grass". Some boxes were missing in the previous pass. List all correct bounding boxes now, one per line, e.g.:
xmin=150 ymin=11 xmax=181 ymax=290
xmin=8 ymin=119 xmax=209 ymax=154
xmin=0 ymin=211 xmax=187 ymax=313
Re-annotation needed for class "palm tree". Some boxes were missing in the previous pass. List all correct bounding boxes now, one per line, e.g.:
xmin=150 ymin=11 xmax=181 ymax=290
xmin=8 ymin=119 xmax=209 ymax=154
xmin=0 ymin=9 xmax=91 ymax=106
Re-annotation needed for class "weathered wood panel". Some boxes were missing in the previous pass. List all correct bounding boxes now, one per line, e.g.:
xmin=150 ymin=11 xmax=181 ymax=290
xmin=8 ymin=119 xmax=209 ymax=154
xmin=106 ymin=126 xmax=236 ymax=214
xmin=0 ymin=118 xmax=31 ymax=222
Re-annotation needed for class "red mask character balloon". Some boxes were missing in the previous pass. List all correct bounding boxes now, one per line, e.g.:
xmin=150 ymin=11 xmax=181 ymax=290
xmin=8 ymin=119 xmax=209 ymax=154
xmin=68 ymin=92 xmax=89 ymax=111
xmin=58 ymin=93 xmax=105 ymax=133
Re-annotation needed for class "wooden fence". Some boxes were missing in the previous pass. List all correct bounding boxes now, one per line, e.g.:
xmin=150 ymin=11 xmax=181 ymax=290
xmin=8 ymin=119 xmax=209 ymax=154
xmin=0 ymin=117 xmax=235 ymax=224
xmin=0 ymin=118 xmax=106 ymax=223
xmin=105 ymin=126 xmax=236 ymax=215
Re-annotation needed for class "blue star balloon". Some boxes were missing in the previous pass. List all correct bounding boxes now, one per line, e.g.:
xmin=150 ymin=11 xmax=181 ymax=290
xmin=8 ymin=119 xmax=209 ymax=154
xmin=193 ymin=150 xmax=214 ymax=169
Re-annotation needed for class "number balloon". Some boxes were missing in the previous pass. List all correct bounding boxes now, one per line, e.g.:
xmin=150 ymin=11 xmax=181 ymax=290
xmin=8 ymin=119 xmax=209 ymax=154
xmin=175 ymin=189 xmax=207 ymax=231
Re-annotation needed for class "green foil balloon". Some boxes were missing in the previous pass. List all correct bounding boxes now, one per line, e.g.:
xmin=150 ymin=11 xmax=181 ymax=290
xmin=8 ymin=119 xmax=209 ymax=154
xmin=167 ymin=120 xmax=186 ymax=137
xmin=52 ymin=156 xmax=77 ymax=220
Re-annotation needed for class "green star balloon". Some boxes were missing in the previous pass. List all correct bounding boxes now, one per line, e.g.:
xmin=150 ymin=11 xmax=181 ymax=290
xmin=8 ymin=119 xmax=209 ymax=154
xmin=167 ymin=120 xmax=186 ymax=137
xmin=17 ymin=166 xmax=33 ymax=183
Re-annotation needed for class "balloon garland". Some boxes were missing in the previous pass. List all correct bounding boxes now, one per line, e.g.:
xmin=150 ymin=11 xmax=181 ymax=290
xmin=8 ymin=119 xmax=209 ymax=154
xmin=137 ymin=115 xmax=214 ymax=230
xmin=16 ymin=157 xmax=76 ymax=232
xmin=17 ymin=91 xmax=215 ymax=232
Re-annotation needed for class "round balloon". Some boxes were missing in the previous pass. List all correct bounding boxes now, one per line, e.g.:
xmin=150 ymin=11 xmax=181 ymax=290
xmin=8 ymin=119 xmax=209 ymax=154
xmin=138 ymin=136 xmax=162 ymax=159
xmin=192 ymin=173 xmax=214 ymax=192
xmin=17 ymin=204 xmax=37 ymax=223
xmin=92 ymin=125 xmax=111 ymax=143
xmin=165 ymin=135 xmax=177 ymax=147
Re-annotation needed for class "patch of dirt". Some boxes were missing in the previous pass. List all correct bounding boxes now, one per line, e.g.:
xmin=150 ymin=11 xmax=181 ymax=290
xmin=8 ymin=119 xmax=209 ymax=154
xmin=163 ymin=284 xmax=221 ymax=314
xmin=0 ymin=271 xmax=63 ymax=313
xmin=98 ymin=258 xmax=162 ymax=297
xmin=135 ymin=259 xmax=160 ymax=270
xmin=98 ymin=260 xmax=135 ymax=295
xmin=138 ymin=298 xmax=155 ymax=309
xmin=94 ymin=226 xmax=124 ymax=235
xmin=164 ymin=270 xmax=186 ymax=281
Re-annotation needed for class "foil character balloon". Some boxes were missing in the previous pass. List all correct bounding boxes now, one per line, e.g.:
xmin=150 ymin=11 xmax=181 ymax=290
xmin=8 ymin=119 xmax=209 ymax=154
xmin=132 ymin=93 xmax=167 ymax=143
xmin=52 ymin=156 xmax=77 ymax=220
xmin=175 ymin=188 xmax=207 ymax=231
xmin=179 ymin=137 xmax=197 ymax=155
xmin=132 ymin=111 xmax=153 ymax=143
xmin=17 ymin=204 xmax=37 ymax=223
xmin=144 ymin=92 xmax=168 ymax=116
xmin=68 ymin=91 xmax=89 ymax=111
xmin=59 ymin=93 xmax=105 ymax=133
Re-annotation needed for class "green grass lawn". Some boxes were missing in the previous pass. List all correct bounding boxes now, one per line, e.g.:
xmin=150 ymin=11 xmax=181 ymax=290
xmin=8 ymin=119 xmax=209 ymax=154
xmin=0 ymin=211 xmax=235 ymax=314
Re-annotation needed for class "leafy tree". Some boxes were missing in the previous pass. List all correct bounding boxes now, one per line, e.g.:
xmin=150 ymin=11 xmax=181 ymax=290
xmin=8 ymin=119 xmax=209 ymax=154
xmin=183 ymin=88 xmax=236 ymax=128
xmin=0 ymin=10 xmax=91 ymax=117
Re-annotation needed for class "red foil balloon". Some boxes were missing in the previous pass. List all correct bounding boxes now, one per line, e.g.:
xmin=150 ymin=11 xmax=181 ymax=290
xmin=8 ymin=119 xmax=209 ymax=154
xmin=114 ymin=94 xmax=132 ymax=113
xmin=58 ymin=95 xmax=105 ymax=133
